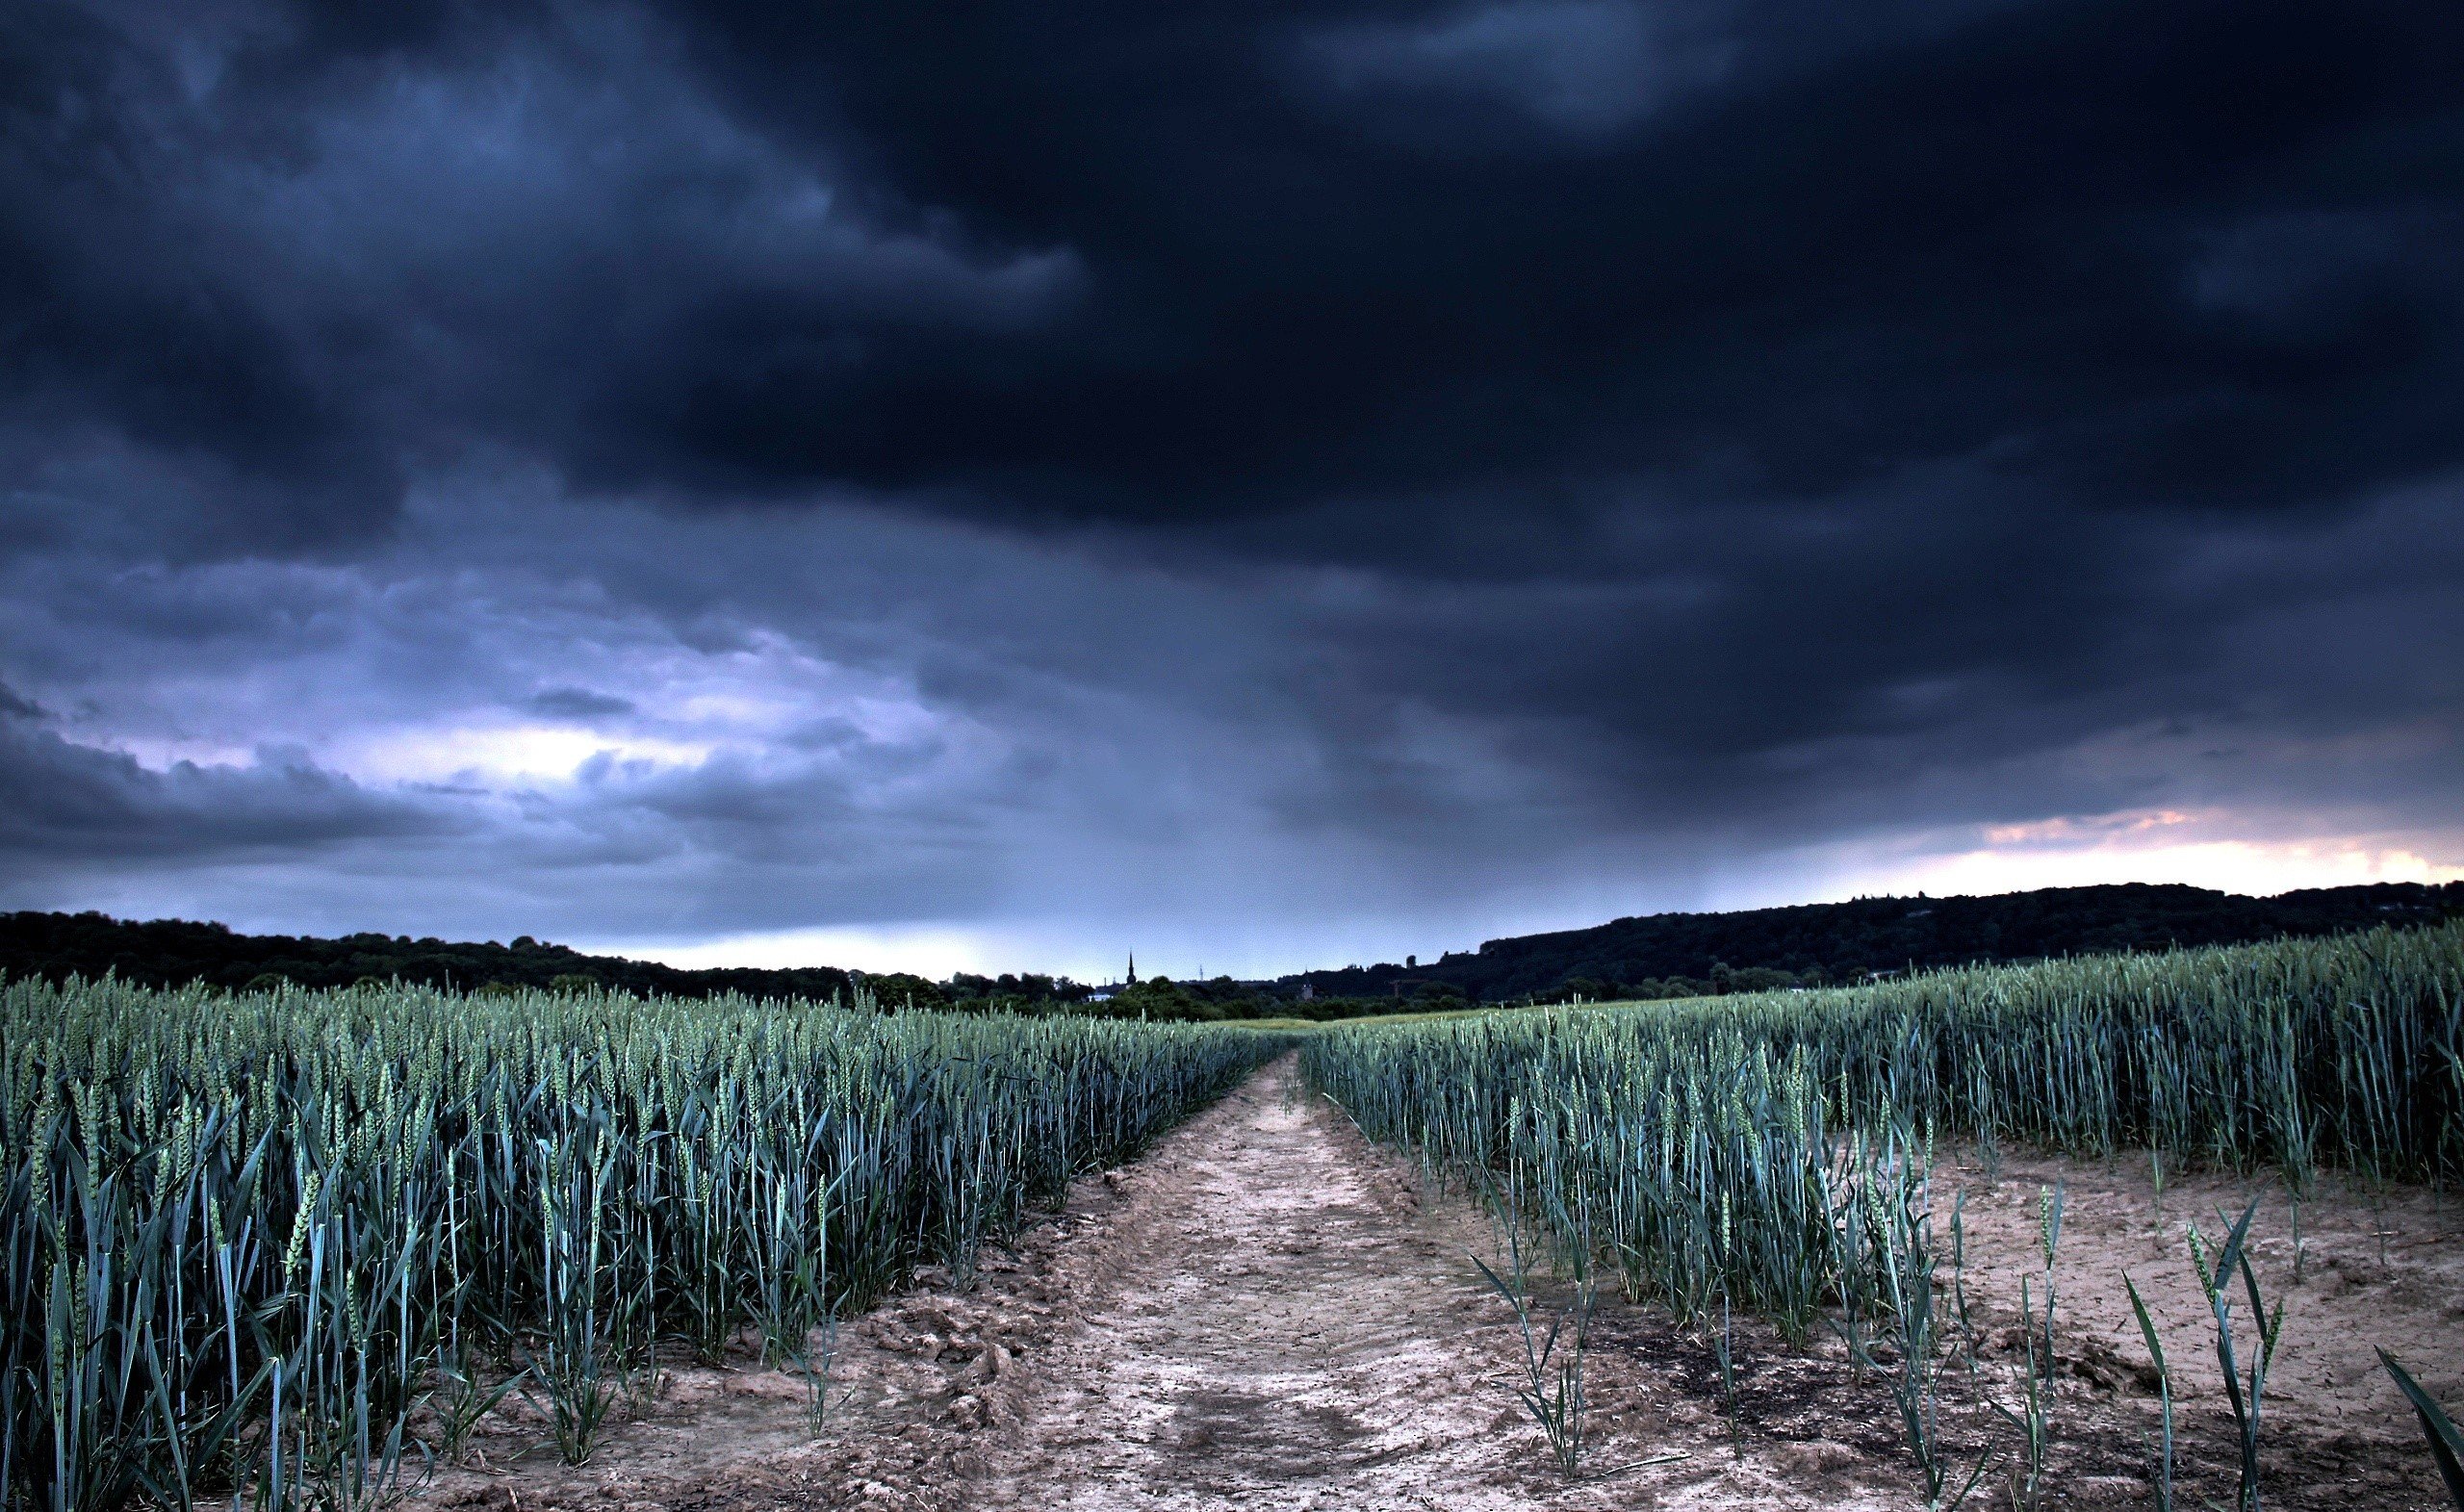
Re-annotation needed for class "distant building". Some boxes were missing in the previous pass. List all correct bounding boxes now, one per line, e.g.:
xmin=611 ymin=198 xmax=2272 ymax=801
xmin=1087 ymin=951 xmax=1138 ymax=1002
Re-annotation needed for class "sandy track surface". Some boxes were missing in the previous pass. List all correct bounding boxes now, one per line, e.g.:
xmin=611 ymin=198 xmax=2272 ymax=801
xmin=408 ymin=1054 xmax=2464 ymax=1512
xmin=955 ymin=1055 xmax=1806 ymax=1512
xmin=962 ymin=1054 xmax=1553 ymax=1509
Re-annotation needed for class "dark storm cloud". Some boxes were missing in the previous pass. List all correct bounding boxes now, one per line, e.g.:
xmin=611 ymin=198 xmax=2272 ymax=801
xmin=0 ymin=4 xmax=407 ymax=551
xmin=615 ymin=0 xmax=2464 ymax=524
xmin=9 ymin=0 xmax=2459 ymax=544
xmin=0 ymin=714 xmax=450 ymax=861
xmin=526 ymin=687 xmax=636 ymax=721
xmin=1 ymin=0 xmax=1081 ymax=553
xmin=2 ymin=0 xmax=2460 ymax=962
xmin=1262 ymin=475 xmax=2464 ymax=855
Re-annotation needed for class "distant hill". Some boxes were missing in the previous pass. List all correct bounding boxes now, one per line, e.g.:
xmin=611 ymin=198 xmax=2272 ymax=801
xmin=8 ymin=880 xmax=2459 ymax=1013
xmin=0 ymin=911 xmax=878 ymax=1003
xmin=1284 ymin=881 xmax=2464 ymax=1003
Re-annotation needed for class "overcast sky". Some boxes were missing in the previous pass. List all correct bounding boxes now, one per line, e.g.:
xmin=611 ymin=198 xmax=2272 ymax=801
xmin=4 ymin=0 xmax=2460 ymax=981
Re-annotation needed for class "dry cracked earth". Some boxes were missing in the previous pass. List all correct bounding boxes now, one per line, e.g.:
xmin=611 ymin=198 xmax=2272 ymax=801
xmin=408 ymin=1056 xmax=2464 ymax=1511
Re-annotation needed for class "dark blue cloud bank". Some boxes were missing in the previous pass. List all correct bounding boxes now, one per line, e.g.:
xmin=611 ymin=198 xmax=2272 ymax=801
xmin=3 ymin=0 xmax=2460 ymax=977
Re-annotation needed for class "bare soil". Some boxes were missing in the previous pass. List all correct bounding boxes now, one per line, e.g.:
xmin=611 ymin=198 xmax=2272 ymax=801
xmin=406 ymin=1057 xmax=2464 ymax=1511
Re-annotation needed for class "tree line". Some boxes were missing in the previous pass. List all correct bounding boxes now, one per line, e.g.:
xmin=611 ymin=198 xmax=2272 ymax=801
xmin=1286 ymin=881 xmax=2464 ymax=1004
xmin=9 ymin=880 xmax=2457 ymax=1022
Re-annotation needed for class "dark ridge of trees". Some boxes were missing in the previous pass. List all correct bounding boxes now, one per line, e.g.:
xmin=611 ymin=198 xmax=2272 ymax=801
xmin=8 ymin=881 xmax=2458 ymax=1020
xmin=0 ymin=913 xmax=1374 ymax=1021
xmin=1284 ymin=881 xmax=2464 ymax=1004
xmin=0 ymin=911 xmax=915 ymax=1005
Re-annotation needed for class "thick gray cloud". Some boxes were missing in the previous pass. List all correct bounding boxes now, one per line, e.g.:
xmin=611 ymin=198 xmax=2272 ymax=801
xmin=0 ymin=711 xmax=449 ymax=861
xmin=526 ymin=688 xmax=636 ymax=720
xmin=1 ymin=0 xmax=2458 ymax=974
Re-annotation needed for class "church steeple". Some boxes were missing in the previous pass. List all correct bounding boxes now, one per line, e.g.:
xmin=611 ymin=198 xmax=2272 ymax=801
xmin=1126 ymin=951 xmax=1138 ymax=986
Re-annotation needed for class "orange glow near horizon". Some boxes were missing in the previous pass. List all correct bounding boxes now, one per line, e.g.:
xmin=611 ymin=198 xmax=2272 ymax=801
xmin=1806 ymin=808 xmax=2464 ymax=905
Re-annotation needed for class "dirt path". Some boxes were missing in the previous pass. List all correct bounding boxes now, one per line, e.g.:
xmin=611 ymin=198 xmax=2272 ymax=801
xmin=410 ymin=1055 xmax=2464 ymax=1512
xmin=875 ymin=1053 xmax=1895 ymax=1511
xmin=964 ymin=1054 xmax=1531 ymax=1507
xmin=961 ymin=1055 xmax=1716 ymax=1510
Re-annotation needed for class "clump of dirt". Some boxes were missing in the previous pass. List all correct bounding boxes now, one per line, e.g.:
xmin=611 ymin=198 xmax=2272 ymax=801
xmin=400 ymin=1060 xmax=2464 ymax=1511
